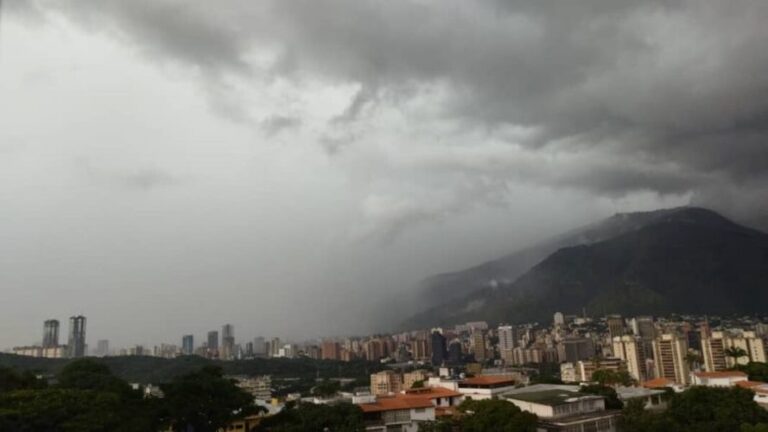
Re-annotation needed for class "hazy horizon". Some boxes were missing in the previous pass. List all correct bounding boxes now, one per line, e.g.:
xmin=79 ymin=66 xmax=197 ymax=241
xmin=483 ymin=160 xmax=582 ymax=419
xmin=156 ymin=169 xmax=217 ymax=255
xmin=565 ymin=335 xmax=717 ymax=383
xmin=2 ymin=1 xmax=768 ymax=349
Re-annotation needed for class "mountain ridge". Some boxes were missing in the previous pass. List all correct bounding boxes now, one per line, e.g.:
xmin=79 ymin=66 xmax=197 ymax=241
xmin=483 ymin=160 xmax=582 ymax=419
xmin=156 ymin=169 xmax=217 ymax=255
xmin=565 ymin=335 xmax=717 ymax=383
xmin=402 ymin=207 xmax=768 ymax=329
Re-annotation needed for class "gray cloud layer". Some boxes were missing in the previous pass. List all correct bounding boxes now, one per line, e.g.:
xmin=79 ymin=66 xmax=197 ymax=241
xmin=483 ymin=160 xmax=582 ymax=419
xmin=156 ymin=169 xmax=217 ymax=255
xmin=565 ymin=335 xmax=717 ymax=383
xmin=2 ymin=0 xmax=768 ymax=347
xmin=16 ymin=0 xmax=767 ymax=221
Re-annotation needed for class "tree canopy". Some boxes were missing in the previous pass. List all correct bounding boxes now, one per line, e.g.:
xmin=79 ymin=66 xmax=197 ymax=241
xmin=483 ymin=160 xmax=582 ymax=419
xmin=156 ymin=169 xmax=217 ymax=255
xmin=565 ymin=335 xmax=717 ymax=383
xmin=458 ymin=399 xmax=538 ymax=432
xmin=160 ymin=365 xmax=256 ymax=432
xmin=254 ymin=401 xmax=364 ymax=432
xmin=620 ymin=386 xmax=768 ymax=432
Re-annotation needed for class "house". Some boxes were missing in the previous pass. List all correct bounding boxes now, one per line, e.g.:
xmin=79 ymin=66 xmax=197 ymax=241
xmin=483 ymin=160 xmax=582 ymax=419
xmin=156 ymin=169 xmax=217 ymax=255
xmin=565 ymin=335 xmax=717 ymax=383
xmin=642 ymin=377 xmax=686 ymax=393
xmin=401 ymin=387 xmax=464 ymax=417
xmin=456 ymin=375 xmax=518 ymax=400
xmin=690 ymin=371 xmax=748 ymax=387
xmin=503 ymin=385 xmax=620 ymax=432
xmin=615 ymin=386 xmax=668 ymax=410
xmin=736 ymin=381 xmax=768 ymax=409
xmin=357 ymin=395 xmax=435 ymax=432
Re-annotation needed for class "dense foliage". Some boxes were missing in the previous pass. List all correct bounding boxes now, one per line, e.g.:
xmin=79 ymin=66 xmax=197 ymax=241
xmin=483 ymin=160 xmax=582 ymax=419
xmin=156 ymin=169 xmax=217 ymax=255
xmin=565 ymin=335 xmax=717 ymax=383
xmin=736 ymin=362 xmax=768 ymax=382
xmin=0 ymin=360 xmax=255 ymax=432
xmin=579 ymin=384 xmax=624 ymax=409
xmin=254 ymin=401 xmax=364 ymax=432
xmin=620 ymin=386 xmax=768 ymax=432
xmin=0 ymin=353 xmax=384 ymax=396
xmin=420 ymin=399 xmax=538 ymax=432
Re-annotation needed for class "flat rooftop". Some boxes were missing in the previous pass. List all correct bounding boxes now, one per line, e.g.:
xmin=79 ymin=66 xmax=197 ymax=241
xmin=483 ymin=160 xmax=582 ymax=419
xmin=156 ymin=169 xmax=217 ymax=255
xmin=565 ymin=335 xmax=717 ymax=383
xmin=505 ymin=389 xmax=602 ymax=406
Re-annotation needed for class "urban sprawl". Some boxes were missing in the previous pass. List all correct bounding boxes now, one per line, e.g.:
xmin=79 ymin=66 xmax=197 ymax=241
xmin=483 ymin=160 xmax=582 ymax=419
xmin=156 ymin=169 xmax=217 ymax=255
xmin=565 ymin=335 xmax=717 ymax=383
xmin=7 ymin=313 xmax=768 ymax=431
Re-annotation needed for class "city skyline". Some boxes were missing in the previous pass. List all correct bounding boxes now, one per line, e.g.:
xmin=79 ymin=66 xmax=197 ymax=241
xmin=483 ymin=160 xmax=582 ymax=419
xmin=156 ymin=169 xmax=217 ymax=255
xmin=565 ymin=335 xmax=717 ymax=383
xmin=2 ymin=0 xmax=768 ymax=351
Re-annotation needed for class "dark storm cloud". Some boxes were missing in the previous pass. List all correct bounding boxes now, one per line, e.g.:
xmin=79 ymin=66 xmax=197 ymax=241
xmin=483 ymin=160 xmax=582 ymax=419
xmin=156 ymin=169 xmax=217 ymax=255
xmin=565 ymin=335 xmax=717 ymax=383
xmin=16 ymin=0 xmax=768 ymax=220
xmin=261 ymin=115 xmax=302 ymax=136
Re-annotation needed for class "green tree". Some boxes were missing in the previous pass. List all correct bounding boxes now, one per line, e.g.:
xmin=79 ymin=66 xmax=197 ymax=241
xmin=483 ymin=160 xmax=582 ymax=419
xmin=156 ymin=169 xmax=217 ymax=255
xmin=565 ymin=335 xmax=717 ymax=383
xmin=579 ymin=384 xmax=623 ymax=409
xmin=736 ymin=362 xmax=768 ymax=381
xmin=419 ymin=418 xmax=455 ymax=432
xmin=618 ymin=398 xmax=673 ymax=432
xmin=160 ymin=366 xmax=256 ymax=432
xmin=254 ymin=401 xmax=364 ymax=432
xmin=312 ymin=379 xmax=341 ymax=397
xmin=742 ymin=424 xmax=768 ymax=432
xmin=0 ymin=366 xmax=45 ymax=392
xmin=458 ymin=399 xmax=537 ymax=432
xmin=591 ymin=369 xmax=633 ymax=387
xmin=57 ymin=359 xmax=135 ymax=397
xmin=0 ymin=362 xmax=161 ymax=432
xmin=665 ymin=386 xmax=768 ymax=432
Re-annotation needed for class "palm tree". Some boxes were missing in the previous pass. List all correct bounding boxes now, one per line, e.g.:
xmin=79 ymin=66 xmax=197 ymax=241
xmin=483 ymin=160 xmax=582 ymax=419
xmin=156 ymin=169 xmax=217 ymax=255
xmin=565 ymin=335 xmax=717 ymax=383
xmin=684 ymin=352 xmax=703 ymax=371
xmin=724 ymin=347 xmax=748 ymax=365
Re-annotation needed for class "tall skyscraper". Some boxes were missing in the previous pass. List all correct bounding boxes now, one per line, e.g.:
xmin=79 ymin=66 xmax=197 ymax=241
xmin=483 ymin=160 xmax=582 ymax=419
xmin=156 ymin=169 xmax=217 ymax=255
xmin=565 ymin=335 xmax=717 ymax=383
xmin=471 ymin=330 xmax=487 ymax=362
xmin=606 ymin=315 xmax=625 ymax=339
xmin=612 ymin=336 xmax=646 ymax=382
xmin=207 ymin=331 xmax=219 ymax=358
xmin=553 ymin=312 xmax=565 ymax=327
xmin=221 ymin=324 xmax=235 ymax=360
xmin=182 ymin=335 xmax=194 ymax=355
xmin=67 ymin=316 xmax=87 ymax=358
xmin=430 ymin=331 xmax=447 ymax=366
xmin=498 ymin=325 xmax=518 ymax=364
xmin=43 ymin=319 xmax=60 ymax=348
xmin=253 ymin=337 xmax=267 ymax=356
xmin=321 ymin=340 xmax=341 ymax=360
xmin=560 ymin=337 xmax=595 ymax=363
xmin=652 ymin=333 xmax=690 ymax=384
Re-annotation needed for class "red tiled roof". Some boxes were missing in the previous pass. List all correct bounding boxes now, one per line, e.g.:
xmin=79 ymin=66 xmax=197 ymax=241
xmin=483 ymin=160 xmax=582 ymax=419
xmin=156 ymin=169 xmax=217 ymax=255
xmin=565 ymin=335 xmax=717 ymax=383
xmin=359 ymin=396 xmax=434 ymax=413
xmin=460 ymin=375 xmax=517 ymax=386
xmin=435 ymin=406 xmax=458 ymax=417
xmin=643 ymin=378 xmax=675 ymax=388
xmin=693 ymin=371 xmax=747 ymax=378
xmin=736 ymin=380 xmax=767 ymax=389
xmin=403 ymin=387 xmax=463 ymax=399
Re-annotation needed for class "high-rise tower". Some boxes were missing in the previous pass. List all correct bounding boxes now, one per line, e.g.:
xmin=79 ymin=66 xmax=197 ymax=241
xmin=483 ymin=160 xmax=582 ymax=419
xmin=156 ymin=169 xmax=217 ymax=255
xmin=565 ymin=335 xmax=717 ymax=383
xmin=221 ymin=324 xmax=235 ymax=360
xmin=43 ymin=319 xmax=60 ymax=348
xmin=67 ymin=315 xmax=87 ymax=358
xmin=182 ymin=335 xmax=194 ymax=355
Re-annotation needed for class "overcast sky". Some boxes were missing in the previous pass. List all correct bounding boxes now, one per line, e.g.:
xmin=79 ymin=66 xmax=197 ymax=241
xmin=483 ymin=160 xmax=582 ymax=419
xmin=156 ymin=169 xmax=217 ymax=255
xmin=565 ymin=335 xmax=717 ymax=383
xmin=1 ymin=0 xmax=767 ymax=350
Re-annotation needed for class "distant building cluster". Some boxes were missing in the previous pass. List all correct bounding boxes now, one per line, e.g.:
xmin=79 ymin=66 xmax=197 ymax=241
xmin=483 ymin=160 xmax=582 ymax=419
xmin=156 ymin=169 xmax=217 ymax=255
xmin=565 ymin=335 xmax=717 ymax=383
xmin=12 ymin=316 xmax=86 ymax=359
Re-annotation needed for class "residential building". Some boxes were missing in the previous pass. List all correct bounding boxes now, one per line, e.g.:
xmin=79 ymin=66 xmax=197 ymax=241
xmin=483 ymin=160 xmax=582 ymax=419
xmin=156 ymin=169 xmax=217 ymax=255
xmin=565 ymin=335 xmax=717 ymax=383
xmin=230 ymin=375 xmax=272 ymax=401
xmin=456 ymin=375 xmax=518 ymax=400
xmin=403 ymin=370 xmax=428 ymax=390
xmin=471 ymin=330 xmax=487 ymax=362
xmin=498 ymin=325 xmax=518 ymax=364
xmin=370 ymin=370 xmax=403 ymax=396
xmin=504 ymin=384 xmax=619 ymax=432
xmin=607 ymin=315 xmax=625 ymax=339
xmin=559 ymin=337 xmax=595 ymax=363
xmin=357 ymin=395 xmax=435 ymax=432
xmin=321 ymin=340 xmax=341 ymax=360
xmin=561 ymin=358 xmax=627 ymax=383
xmin=652 ymin=333 xmax=690 ymax=385
xmin=690 ymin=371 xmax=749 ymax=387
xmin=612 ymin=335 xmax=646 ymax=381
xmin=703 ymin=330 xmax=766 ymax=371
